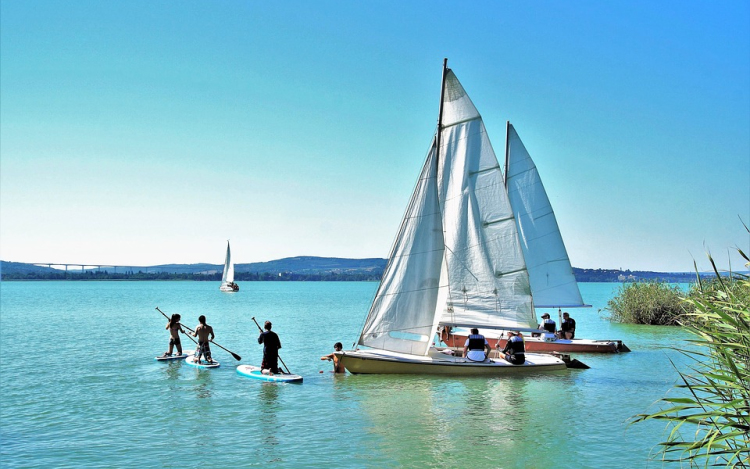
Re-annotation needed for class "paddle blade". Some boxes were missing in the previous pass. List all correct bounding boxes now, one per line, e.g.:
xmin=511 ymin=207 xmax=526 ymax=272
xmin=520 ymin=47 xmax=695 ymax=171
xmin=231 ymin=352 xmax=242 ymax=361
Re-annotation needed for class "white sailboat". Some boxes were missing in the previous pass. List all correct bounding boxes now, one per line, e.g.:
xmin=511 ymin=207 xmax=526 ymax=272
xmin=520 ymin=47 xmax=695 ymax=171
xmin=337 ymin=60 xmax=567 ymax=374
xmin=219 ymin=241 xmax=239 ymax=292
xmin=442 ymin=123 xmax=629 ymax=353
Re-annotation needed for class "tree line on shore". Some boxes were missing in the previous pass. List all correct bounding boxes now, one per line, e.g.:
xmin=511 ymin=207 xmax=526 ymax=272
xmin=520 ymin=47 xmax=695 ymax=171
xmin=0 ymin=270 xmax=383 ymax=281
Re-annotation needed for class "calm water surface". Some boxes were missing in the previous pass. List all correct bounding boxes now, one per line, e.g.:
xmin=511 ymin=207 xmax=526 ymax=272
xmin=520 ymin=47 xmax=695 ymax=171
xmin=0 ymin=281 xmax=691 ymax=468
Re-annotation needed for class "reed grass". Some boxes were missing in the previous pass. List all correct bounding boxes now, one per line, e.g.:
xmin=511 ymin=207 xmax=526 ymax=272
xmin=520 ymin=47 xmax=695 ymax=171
xmin=603 ymin=281 xmax=687 ymax=325
xmin=633 ymin=252 xmax=750 ymax=467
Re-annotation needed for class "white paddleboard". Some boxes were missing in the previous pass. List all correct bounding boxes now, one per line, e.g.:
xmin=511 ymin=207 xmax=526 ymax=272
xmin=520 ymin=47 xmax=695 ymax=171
xmin=185 ymin=355 xmax=220 ymax=369
xmin=236 ymin=365 xmax=302 ymax=383
xmin=155 ymin=353 xmax=188 ymax=361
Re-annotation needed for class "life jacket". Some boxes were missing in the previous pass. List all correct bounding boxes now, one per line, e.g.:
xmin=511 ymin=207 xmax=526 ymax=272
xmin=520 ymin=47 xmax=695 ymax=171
xmin=467 ymin=334 xmax=486 ymax=350
xmin=508 ymin=335 xmax=525 ymax=355
xmin=543 ymin=319 xmax=556 ymax=333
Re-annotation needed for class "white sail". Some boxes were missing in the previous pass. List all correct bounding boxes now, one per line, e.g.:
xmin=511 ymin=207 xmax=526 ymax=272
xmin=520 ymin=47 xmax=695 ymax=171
xmin=505 ymin=124 xmax=585 ymax=308
xmin=221 ymin=241 xmax=234 ymax=284
xmin=359 ymin=141 xmax=446 ymax=356
xmin=358 ymin=68 xmax=538 ymax=357
xmin=437 ymin=71 xmax=536 ymax=330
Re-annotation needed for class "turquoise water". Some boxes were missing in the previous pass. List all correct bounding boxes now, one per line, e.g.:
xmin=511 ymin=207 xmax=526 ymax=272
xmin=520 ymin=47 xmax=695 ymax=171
xmin=0 ymin=281 xmax=690 ymax=468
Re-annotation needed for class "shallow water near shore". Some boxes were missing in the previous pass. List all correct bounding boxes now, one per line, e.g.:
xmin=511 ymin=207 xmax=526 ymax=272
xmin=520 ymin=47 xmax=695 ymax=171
xmin=1 ymin=281 xmax=690 ymax=468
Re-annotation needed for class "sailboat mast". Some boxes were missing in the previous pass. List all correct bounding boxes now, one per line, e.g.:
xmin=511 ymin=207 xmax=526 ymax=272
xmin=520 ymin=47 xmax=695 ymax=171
xmin=435 ymin=58 xmax=449 ymax=164
xmin=504 ymin=121 xmax=511 ymax=185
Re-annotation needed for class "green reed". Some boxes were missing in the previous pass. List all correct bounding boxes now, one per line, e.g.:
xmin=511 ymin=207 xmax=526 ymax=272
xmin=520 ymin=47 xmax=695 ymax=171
xmin=603 ymin=281 xmax=687 ymax=325
xmin=633 ymin=253 xmax=750 ymax=467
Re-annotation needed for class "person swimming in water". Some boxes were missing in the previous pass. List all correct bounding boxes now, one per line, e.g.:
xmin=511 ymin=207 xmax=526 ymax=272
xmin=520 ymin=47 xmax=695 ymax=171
xmin=320 ymin=342 xmax=345 ymax=373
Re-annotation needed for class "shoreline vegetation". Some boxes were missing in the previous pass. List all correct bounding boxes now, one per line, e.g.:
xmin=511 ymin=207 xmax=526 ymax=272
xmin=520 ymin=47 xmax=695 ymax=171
xmin=632 ymin=251 xmax=750 ymax=466
xmin=0 ymin=258 xmax=733 ymax=282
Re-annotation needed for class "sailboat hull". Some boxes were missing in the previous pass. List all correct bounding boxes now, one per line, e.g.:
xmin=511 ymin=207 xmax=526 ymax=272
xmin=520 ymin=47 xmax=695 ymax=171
xmin=219 ymin=284 xmax=239 ymax=292
xmin=336 ymin=349 xmax=567 ymax=375
xmin=444 ymin=333 xmax=628 ymax=353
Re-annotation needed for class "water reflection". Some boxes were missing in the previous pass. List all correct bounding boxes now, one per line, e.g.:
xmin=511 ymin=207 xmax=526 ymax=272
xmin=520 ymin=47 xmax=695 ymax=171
xmin=257 ymin=383 xmax=282 ymax=463
xmin=338 ymin=374 xmax=577 ymax=468
xmin=191 ymin=370 xmax=213 ymax=399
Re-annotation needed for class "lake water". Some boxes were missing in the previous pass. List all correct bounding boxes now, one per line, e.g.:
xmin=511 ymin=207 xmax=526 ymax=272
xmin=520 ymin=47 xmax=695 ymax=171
xmin=0 ymin=281 xmax=692 ymax=468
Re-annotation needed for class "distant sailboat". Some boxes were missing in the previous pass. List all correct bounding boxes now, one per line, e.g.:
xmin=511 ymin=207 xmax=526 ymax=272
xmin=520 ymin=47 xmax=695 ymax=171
xmin=336 ymin=60 xmax=568 ymax=374
xmin=220 ymin=241 xmax=239 ymax=292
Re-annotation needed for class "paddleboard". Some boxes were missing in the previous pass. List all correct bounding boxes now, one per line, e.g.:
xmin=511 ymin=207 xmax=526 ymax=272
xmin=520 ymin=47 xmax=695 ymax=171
xmin=155 ymin=353 xmax=188 ymax=361
xmin=185 ymin=355 xmax=220 ymax=369
xmin=236 ymin=365 xmax=303 ymax=383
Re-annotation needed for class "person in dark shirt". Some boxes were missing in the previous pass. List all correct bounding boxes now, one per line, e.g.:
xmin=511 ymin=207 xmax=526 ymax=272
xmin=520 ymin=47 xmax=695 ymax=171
xmin=560 ymin=312 xmax=576 ymax=339
xmin=258 ymin=320 xmax=282 ymax=375
xmin=499 ymin=331 xmax=525 ymax=365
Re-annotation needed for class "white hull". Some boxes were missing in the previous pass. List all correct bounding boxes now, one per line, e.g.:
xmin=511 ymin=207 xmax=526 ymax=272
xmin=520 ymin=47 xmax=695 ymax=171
xmin=220 ymin=283 xmax=239 ymax=292
xmin=336 ymin=348 xmax=567 ymax=375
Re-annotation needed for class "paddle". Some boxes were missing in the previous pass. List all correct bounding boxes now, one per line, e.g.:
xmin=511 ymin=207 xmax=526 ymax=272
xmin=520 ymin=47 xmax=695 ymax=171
xmin=155 ymin=307 xmax=242 ymax=361
xmin=252 ymin=316 xmax=291 ymax=374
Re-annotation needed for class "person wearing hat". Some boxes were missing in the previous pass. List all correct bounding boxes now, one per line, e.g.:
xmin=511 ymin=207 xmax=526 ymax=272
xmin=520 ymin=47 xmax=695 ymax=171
xmin=538 ymin=313 xmax=556 ymax=334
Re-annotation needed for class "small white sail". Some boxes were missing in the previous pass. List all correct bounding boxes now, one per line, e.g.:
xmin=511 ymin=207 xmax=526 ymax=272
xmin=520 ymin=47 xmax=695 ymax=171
xmin=505 ymin=124 xmax=585 ymax=308
xmin=220 ymin=241 xmax=237 ymax=291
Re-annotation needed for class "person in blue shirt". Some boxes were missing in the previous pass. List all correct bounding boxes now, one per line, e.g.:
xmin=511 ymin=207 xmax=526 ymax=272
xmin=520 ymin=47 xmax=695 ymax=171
xmin=462 ymin=328 xmax=491 ymax=362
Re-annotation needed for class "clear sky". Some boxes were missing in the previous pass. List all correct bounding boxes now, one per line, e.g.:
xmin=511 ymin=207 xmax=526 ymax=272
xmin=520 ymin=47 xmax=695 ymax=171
xmin=1 ymin=1 xmax=748 ymax=273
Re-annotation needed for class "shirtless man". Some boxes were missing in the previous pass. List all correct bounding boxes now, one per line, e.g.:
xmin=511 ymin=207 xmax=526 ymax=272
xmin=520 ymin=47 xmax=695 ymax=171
xmin=192 ymin=315 xmax=215 ymax=364
xmin=320 ymin=342 xmax=345 ymax=373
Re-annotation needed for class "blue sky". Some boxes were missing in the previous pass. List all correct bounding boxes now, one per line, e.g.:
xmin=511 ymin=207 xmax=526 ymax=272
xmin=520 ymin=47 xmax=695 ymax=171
xmin=1 ymin=1 xmax=748 ymax=272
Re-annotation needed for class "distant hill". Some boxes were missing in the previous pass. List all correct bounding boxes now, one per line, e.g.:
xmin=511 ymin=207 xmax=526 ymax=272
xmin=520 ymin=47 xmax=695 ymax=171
xmin=1 ymin=258 xmax=738 ymax=282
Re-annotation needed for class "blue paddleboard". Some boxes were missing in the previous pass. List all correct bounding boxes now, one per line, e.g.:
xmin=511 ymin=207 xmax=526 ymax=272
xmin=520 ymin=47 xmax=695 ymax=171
xmin=236 ymin=365 xmax=302 ymax=383
xmin=185 ymin=354 xmax=220 ymax=369
xmin=155 ymin=353 xmax=188 ymax=361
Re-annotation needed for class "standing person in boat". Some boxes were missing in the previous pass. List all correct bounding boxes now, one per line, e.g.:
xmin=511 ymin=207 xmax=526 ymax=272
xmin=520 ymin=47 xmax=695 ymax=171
xmin=560 ymin=312 xmax=576 ymax=339
xmin=192 ymin=315 xmax=215 ymax=364
xmin=163 ymin=313 xmax=185 ymax=357
xmin=498 ymin=331 xmax=526 ymax=365
xmin=462 ymin=328 xmax=491 ymax=362
xmin=539 ymin=313 xmax=556 ymax=334
xmin=258 ymin=320 xmax=282 ymax=375
xmin=320 ymin=342 xmax=345 ymax=373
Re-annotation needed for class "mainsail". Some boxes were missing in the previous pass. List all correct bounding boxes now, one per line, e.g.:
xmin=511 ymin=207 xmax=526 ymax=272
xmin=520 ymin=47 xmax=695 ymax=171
xmin=221 ymin=241 xmax=235 ymax=285
xmin=505 ymin=124 xmax=585 ymax=308
xmin=358 ymin=67 xmax=536 ymax=357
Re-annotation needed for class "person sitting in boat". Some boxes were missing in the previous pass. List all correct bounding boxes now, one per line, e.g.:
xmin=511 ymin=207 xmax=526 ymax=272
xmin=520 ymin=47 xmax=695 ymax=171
xmin=320 ymin=342 xmax=345 ymax=373
xmin=559 ymin=312 xmax=576 ymax=339
xmin=498 ymin=331 xmax=525 ymax=365
xmin=539 ymin=313 xmax=556 ymax=334
xmin=463 ymin=328 xmax=491 ymax=362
